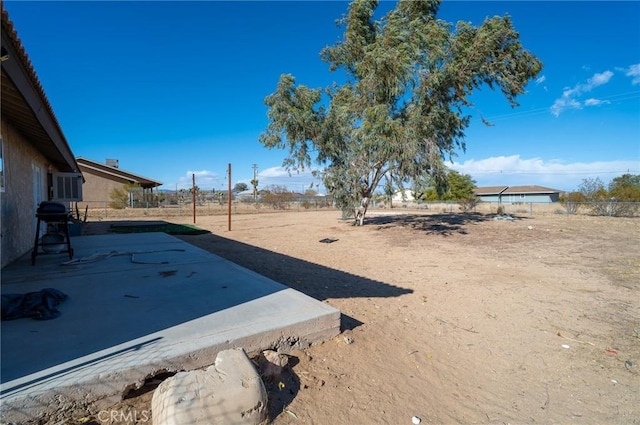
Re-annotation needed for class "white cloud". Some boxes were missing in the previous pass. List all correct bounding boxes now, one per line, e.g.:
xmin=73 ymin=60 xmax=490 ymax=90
xmin=176 ymin=170 xmax=222 ymax=190
xmin=588 ymin=70 xmax=614 ymax=87
xmin=550 ymin=97 xmax=582 ymax=116
xmin=259 ymin=166 xmax=297 ymax=178
xmin=170 ymin=166 xmax=326 ymax=193
xmin=247 ymin=166 xmax=325 ymax=193
xmin=625 ymin=63 xmax=640 ymax=85
xmin=551 ymin=70 xmax=614 ymax=117
xmin=535 ymin=75 xmax=546 ymax=85
xmin=583 ymin=98 xmax=610 ymax=107
xmin=450 ymin=155 xmax=639 ymax=191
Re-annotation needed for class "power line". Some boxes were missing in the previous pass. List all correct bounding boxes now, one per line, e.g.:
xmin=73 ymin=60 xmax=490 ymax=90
xmin=456 ymin=169 xmax=639 ymax=175
xmin=475 ymin=90 xmax=640 ymax=123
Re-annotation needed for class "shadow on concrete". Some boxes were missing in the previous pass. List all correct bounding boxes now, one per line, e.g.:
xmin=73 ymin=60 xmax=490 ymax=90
xmin=366 ymin=212 xmax=508 ymax=236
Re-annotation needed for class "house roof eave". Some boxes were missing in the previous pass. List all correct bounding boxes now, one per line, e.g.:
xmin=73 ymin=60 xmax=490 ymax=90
xmin=77 ymin=157 xmax=163 ymax=188
xmin=502 ymin=185 xmax=562 ymax=195
xmin=474 ymin=186 xmax=509 ymax=196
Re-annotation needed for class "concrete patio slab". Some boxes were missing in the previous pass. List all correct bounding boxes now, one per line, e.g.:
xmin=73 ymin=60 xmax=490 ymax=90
xmin=0 ymin=232 xmax=340 ymax=423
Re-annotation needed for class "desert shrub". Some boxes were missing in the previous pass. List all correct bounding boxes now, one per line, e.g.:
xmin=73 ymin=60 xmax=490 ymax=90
xmin=496 ymin=205 xmax=505 ymax=215
xmin=559 ymin=192 xmax=585 ymax=215
xmin=109 ymin=183 xmax=144 ymax=209
xmin=109 ymin=187 xmax=128 ymax=209
xmin=459 ymin=196 xmax=481 ymax=212
xmin=263 ymin=185 xmax=294 ymax=210
xmin=591 ymin=200 xmax=638 ymax=217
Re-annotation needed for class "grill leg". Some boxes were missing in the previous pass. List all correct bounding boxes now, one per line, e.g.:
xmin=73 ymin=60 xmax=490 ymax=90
xmin=32 ymin=218 xmax=42 ymax=265
xmin=61 ymin=221 xmax=73 ymax=260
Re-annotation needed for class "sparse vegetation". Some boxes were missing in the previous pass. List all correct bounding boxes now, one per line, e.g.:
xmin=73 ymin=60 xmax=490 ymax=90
xmin=576 ymin=175 xmax=640 ymax=217
xmin=263 ymin=185 xmax=294 ymax=210
xmin=559 ymin=191 xmax=586 ymax=215
xmin=109 ymin=183 xmax=142 ymax=209
xmin=458 ymin=195 xmax=481 ymax=212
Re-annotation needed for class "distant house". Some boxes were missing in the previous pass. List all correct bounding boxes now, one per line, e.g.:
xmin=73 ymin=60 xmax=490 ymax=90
xmin=474 ymin=185 xmax=561 ymax=204
xmin=76 ymin=157 xmax=162 ymax=208
xmin=391 ymin=189 xmax=415 ymax=203
xmin=1 ymin=7 xmax=83 ymax=268
xmin=473 ymin=186 xmax=509 ymax=203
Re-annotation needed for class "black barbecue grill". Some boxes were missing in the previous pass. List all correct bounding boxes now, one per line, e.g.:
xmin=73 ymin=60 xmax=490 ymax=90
xmin=31 ymin=201 xmax=74 ymax=265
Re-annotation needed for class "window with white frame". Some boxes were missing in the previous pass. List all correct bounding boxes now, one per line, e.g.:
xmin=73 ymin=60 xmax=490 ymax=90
xmin=52 ymin=172 xmax=83 ymax=202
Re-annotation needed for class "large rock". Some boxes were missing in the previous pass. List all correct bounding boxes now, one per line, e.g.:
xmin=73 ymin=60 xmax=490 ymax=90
xmin=257 ymin=349 xmax=289 ymax=381
xmin=152 ymin=348 xmax=267 ymax=425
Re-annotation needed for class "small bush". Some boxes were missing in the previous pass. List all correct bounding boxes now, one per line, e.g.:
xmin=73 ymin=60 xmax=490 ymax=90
xmin=263 ymin=186 xmax=293 ymax=210
xmin=458 ymin=196 xmax=481 ymax=212
xmin=559 ymin=192 xmax=585 ymax=215
xmin=109 ymin=187 xmax=128 ymax=209
xmin=590 ymin=200 xmax=638 ymax=217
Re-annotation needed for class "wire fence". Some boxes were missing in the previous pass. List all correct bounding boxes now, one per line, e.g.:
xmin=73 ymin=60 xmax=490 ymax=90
xmin=76 ymin=198 xmax=336 ymax=221
xmin=75 ymin=199 xmax=640 ymax=222
xmin=381 ymin=200 xmax=640 ymax=217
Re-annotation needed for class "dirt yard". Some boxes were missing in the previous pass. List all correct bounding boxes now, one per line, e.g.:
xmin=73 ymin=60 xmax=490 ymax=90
xmin=72 ymin=210 xmax=640 ymax=424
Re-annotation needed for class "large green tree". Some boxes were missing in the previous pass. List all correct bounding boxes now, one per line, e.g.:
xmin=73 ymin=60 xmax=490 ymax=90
xmin=260 ymin=0 xmax=542 ymax=225
xmin=609 ymin=173 xmax=640 ymax=202
xmin=233 ymin=182 xmax=249 ymax=193
xmin=418 ymin=169 xmax=476 ymax=201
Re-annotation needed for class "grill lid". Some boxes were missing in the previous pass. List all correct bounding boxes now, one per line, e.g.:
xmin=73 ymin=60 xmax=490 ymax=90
xmin=37 ymin=202 xmax=67 ymax=214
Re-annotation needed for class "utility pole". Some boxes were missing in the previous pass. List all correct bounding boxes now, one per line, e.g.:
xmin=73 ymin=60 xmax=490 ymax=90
xmin=228 ymin=163 xmax=232 ymax=231
xmin=252 ymin=163 xmax=258 ymax=202
xmin=192 ymin=173 xmax=196 ymax=224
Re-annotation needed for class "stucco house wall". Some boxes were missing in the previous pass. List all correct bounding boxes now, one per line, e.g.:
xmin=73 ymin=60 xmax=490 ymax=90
xmin=1 ymin=6 xmax=82 ymax=268
xmin=1 ymin=118 xmax=53 ymax=267
xmin=502 ymin=193 xmax=559 ymax=204
xmin=477 ymin=194 xmax=502 ymax=203
xmin=78 ymin=170 xmax=130 ymax=208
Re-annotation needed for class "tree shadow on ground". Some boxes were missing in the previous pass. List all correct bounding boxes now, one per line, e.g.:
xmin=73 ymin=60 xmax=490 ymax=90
xmin=176 ymin=231 xmax=412 ymax=307
xmin=366 ymin=212 xmax=525 ymax=236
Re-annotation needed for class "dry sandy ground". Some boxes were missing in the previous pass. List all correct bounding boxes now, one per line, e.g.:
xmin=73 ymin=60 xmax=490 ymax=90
xmin=67 ymin=210 xmax=640 ymax=424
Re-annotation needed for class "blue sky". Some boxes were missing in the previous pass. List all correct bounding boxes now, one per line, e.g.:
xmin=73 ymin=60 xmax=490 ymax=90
xmin=5 ymin=1 xmax=639 ymax=193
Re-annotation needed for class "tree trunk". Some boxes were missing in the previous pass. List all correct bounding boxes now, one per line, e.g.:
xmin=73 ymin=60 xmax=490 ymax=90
xmin=354 ymin=196 xmax=370 ymax=226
